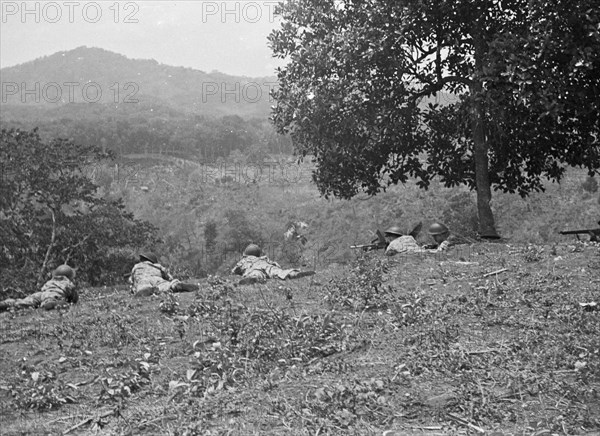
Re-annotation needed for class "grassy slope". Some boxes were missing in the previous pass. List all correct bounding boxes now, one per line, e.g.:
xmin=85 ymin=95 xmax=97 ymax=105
xmin=1 ymin=241 xmax=599 ymax=435
xmin=116 ymin=157 xmax=599 ymax=273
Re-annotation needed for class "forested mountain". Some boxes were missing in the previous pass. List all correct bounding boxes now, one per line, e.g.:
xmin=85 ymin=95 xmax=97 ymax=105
xmin=0 ymin=47 xmax=289 ymax=160
xmin=1 ymin=46 xmax=275 ymax=117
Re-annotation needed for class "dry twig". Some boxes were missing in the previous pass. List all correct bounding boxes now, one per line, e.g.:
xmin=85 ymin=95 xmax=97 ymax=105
xmin=483 ymin=268 xmax=508 ymax=277
xmin=446 ymin=412 xmax=485 ymax=433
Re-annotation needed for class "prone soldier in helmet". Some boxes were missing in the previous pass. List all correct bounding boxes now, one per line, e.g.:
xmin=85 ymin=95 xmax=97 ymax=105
xmin=384 ymin=223 xmax=426 ymax=256
xmin=129 ymin=252 xmax=199 ymax=297
xmin=232 ymin=244 xmax=316 ymax=285
xmin=0 ymin=265 xmax=79 ymax=312
xmin=423 ymin=222 xmax=461 ymax=252
xmin=384 ymin=222 xmax=466 ymax=256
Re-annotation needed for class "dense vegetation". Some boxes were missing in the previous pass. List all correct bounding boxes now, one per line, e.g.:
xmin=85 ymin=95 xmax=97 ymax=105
xmin=0 ymin=128 xmax=159 ymax=293
xmin=1 ymin=104 xmax=292 ymax=162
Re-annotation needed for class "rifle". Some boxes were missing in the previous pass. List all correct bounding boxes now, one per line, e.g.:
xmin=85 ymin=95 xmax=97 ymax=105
xmin=559 ymin=221 xmax=600 ymax=242
xmin=350 ymin=229 xmax=388 ymax=251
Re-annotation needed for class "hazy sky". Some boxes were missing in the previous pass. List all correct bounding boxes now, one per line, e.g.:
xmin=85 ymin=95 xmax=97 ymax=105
xmin=0 ymin=1 xmax=286 ymax=77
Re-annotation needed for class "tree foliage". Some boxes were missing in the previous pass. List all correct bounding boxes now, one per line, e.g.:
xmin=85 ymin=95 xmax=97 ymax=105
xmin=269 ymin=0 xmax=600 ymax=236
xmin=0 ymin=128 xmax=159 ymax=291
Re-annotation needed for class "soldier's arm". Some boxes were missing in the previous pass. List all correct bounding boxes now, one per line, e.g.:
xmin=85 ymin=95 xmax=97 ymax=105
xmin=436 ymin=240 xmax=451 ymax=252
xmin=265 ymin=257 xmax=282 ymax=268
xmin=232 ymin=262 xmax=243 ymax=275
xmin=69 ymin=288 xmax=79 ymax=304
xmin=158 ymin=264 xmax=174 ymax=280
xmin=64 ymin=281 xmax=79 ymax=304
xmin=128 ymin=264 xmax=139 ymax=284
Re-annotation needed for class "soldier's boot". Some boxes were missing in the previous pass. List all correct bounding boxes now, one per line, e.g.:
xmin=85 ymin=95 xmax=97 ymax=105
xmin=42 ymin=300 xmax=68 ymax=310
xmin=238 ymin=276 xmax=260 ymax=286
xmin=288 ymin=270 xmax=316 ymax=280
xmin=173 ymin=283 xmax=199 ymax=293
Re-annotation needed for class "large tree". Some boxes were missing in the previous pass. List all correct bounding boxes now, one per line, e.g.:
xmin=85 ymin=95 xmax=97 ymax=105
xmin=0 ymin=128 xmax=159 ymax=290
xmin=268 ymin=0 xmax=600 ymax=237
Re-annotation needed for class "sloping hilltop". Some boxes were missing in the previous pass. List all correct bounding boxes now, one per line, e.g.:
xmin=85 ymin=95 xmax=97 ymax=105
xmin=1 ymin=241 xmax=599 ymax=435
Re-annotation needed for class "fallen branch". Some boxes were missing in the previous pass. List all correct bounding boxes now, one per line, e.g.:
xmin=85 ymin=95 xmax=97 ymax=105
xmin=466 ymin=348 xmax=501 ymax=355
xmin=446 ymin=413 xmax=485 ymax=434
xmin=62 ymin=408 xmax=117 ymax=435
xmin=440 ymin=261 xmax=479 ymax=266
xmin=483 ymin=268 xmax=508 ymax=277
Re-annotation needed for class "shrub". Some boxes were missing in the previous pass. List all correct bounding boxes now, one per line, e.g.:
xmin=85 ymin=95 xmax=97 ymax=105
xmin=440 ymin=191 xmax=479 ymax=239
xmin=324 ymin=254 xmax=394 ymax=311
xmin=581 ymin=176 xmax=598 ymax=193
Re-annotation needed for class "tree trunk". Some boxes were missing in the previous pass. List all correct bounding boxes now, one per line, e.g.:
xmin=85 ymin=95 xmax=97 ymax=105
xmin=471 ymin=26 xmax=500 ymax=239
xmin=471 ymin=96 xmax=500 ymax=239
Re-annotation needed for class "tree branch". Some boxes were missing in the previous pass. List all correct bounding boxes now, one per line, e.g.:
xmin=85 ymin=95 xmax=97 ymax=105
xmin=408 ymin=75 xmax=473 ymax=106
xmin=38 ymin=207 xmax=56 ymax=287
xmin=61 ymin=234 xmax=92 ymax=264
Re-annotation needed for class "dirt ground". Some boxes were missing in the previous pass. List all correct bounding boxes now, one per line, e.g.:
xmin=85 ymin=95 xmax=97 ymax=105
xmin=1 ymin=241 xmax=599 ymax=435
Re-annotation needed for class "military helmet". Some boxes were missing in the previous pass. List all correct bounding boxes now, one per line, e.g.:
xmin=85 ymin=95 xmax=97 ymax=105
xmin=428 ymin=222 xmax=449 ymax=236
xmin=384 ymin=226 xmax=404 ymax=237
xmin=53 ymin=265 xmax=74 ymax=279
xmin=243 ymin=244 xmax=261 ymax=257
xmin=140 ymin=252 xmax=158 ymax=264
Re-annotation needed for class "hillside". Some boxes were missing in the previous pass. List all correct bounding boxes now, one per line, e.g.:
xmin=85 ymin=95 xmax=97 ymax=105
xmin=1 ymin=241 xmax=599 ymax=434
xmin=0 ymin=47 xmax=288 ymax=161
xmin=0 ymin=47 xmax=456 ymax=163
xmin=0 ymin=46 xmax=275 ymax=119
xmin=86 ymin=153 xmax=600 ymax=279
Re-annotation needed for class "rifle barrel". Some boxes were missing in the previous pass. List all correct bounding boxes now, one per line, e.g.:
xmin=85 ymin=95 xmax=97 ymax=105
xmin=560 ymin=228 xmax=600 ymax=235
xmin=350 ymin=243 xmax=385 ymax=250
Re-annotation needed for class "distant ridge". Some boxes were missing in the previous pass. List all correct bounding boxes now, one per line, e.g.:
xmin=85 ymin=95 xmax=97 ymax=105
xmin=0 ymin=46 xmax=276 ymax=119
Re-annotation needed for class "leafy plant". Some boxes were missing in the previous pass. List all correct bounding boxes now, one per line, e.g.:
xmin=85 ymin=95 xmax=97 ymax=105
xmin=159 ymin=293 xmax=180 ymax=315
xmin=523 ymin=245 xmax=545 ymax=262
xmin=11 ymin=370 xmax=75 ymax=411
xmin=324 ymin=254 xmax=395 ymax=310
xmin=97 ymin=360 xmax=151 ymax=403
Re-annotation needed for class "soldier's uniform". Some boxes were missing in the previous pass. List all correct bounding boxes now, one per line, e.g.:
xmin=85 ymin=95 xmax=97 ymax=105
xmin=128 ymin=252 xmax=198 ymax=296
xmin=129 ymin=260 xmax=182 ymax=294
xmin=0 ymin=266 xmax=78 ymax=311
xmin=232 ymin=255 xmax=301 ymax=281
xmin=385 ymin=236 xmax=425 ymax=256
xmin=233 ymin=244 xmax=315 ymax=284
xmin=383 ymin=223 xmax=465 ymax=256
